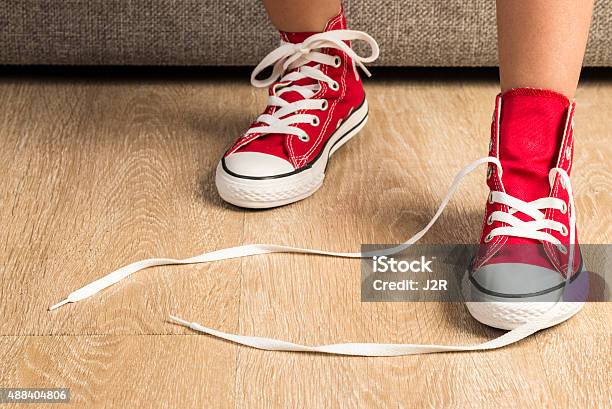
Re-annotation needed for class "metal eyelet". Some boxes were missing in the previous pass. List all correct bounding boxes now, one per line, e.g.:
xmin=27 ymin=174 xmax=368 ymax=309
xmin=333 ymin=56 xmax=342 ymax=68
xmin=330 ymin=81 xmax=339 ymax=91
xmin=565 ymin=146 xmax=572 ymax=160
xmin=320 ymin=100 xmax=328 ymax=111
xmin=299 ymin=135 xmax=310 ymax=142
xmin=487 ymin=215 xmax=493 ymax=225
xmin=486 ymin=166 xmax=493 ymax=179
xmin=560 ymin=225 xmax=568 ymax=236
xmin=311 ymin=117 xmax=320 ymax=126
xmin=488 ymin=139 xmax=493 ymax=152
xmin=488 ymin=192 xmax=494 ymax=204
xmin=561 ymin=202 xmax=567 ymax=214
xmin=484 ymin=234 xmax=493 ymax=243
xmin=558 ymin=245 xmax=567 ymax=255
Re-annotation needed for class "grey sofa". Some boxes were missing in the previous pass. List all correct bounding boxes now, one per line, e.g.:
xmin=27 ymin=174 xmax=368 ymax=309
xmin=1 ymin=0 xmax=611 ymax=66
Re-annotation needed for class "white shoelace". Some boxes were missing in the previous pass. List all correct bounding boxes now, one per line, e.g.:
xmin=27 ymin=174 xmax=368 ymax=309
xmin=49 ymin=157 xmax=576 ymax=356
xmin=487 ymin=188 xmax=570 ymax=253
xmin=245 ymin=30 xmax=379 ymax=141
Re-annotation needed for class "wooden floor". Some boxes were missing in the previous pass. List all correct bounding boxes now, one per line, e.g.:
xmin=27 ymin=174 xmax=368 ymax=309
xmin=0 ymin=69 xmax=610 ymax=408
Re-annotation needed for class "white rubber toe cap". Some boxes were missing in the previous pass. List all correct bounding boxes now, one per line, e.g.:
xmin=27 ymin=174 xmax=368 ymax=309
xmin=222 ymin=152 xmax=295 ymax=178
xmin=471 ymin=263 xmax=565 ymax=297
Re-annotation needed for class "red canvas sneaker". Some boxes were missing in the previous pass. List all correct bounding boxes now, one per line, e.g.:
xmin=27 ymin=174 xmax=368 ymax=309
xmin=465 ymin=88 xmax=586 ymax=330
xmin=215 ymin=10 xmax=379 ymax=208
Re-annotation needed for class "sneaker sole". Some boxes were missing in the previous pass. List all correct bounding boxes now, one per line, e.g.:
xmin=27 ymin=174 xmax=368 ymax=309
xmin=216 ymin=99 xmax=369 ymax=209
xmin=462 ymin=268 xmax=587 ymax=330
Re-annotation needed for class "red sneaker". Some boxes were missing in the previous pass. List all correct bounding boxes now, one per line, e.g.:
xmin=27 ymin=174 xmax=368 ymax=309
xmin=215 ymin=10 xmax=379 ymax=208
xmin=465 ymin=88 xmax=586 ymax=330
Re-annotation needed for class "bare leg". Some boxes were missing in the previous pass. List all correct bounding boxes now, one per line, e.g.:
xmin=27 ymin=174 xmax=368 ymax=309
xmin=496 ymin=0 xmax=594 ymax=98
xmin=262 ymin=0 xmax=341 ymax=32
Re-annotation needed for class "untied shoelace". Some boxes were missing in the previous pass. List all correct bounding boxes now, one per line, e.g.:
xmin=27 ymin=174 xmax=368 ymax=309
xmin=49 ymin=157 xmax=576 ymax=357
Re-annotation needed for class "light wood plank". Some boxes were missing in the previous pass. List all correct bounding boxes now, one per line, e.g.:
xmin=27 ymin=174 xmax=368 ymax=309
xmin=0 ymin=71 xmax=609 ymax=409
xmin=0 ymin=335 xmax=236 ymax=409
xmin=0 ymin=79 xmax=246 ymax=336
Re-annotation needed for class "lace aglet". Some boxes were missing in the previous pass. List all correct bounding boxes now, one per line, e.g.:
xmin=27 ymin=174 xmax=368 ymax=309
xmin=48 ymin=298 xmax=70 ymax=311
xmin=169 ymin=315 xmax=192 ymax=328
xmin=356 ymin=61 xmax=372 ymax=78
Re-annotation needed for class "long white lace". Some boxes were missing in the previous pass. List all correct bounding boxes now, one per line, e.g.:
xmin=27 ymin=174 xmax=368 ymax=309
xmin=245 ymin=30 xmax=379 ymax=141
xmin=49 ymin=157 xmax=576 ymax=356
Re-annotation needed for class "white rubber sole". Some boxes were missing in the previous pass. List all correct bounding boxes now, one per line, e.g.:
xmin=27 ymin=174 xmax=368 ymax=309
xmin=462 ymin=270 xmax=586 ymax=330
xmin=216 ymin=100 xmax=369 ymax=209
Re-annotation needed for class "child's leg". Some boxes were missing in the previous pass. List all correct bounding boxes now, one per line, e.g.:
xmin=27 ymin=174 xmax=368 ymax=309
xmin=497 ymin=0 xmax=594 ymax=98
xmin=466 ymin=1 xmax=593 ymax=330
xmin=262 ymin=0 xmax=341 ymax=32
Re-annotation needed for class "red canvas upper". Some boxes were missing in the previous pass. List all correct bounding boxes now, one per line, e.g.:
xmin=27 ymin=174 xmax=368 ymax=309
xmin=225 ymin=9 xmax=366 ymax=169
xmin=498 ymin=89 xmax=569 ymax=202
xmin=474 ymin=88 xmax=581 ymax=276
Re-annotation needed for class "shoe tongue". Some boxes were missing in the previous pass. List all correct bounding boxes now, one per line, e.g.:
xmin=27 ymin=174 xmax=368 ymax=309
xmin=274 ymin=9 xmax=347 ymax=101
xmin=499 ymin=88 xmax=570 ymax=202
xmin=269 ymin=76 xmax=315 ymax=102
xmin=273 ymin=31 xmax=321 ymax=101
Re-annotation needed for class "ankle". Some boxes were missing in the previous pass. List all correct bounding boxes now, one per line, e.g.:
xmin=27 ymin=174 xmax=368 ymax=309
xmin=264 ymin=2 xmax=342 ymax=33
